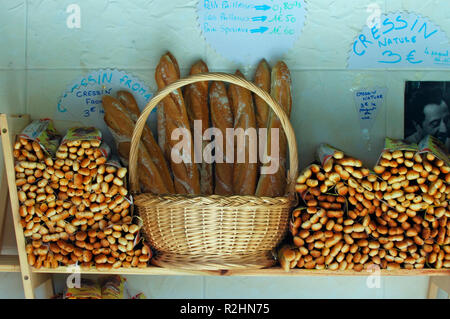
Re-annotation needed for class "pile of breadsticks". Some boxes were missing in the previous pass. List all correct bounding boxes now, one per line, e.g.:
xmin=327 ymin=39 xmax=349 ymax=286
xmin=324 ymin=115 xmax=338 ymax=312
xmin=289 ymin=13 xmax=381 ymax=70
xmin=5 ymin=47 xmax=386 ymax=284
xmin=14 ymin=121 xmax=151 ymax=270
xmin=279 ymin=138 xmax=450 ymax=271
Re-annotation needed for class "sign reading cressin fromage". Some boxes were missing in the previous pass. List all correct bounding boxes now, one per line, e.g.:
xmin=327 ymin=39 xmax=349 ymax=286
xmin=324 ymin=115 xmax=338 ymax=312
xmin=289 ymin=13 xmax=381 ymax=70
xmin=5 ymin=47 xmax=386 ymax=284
xmin=55 ymin=69 xmax=154 ymax=151
xmin=198 ymin=0 xmax=307 ymax=65
xmin=348 ymin=12 xmax=450 ymax=69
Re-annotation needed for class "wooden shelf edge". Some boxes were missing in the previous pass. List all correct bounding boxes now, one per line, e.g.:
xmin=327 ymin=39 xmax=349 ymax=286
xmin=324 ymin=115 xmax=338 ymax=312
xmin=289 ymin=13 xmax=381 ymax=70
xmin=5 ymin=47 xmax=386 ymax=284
xmin=0 ymin=255 xmax=21 ymax=272
xmin=31 ymin=266 xmax=450 ymax=276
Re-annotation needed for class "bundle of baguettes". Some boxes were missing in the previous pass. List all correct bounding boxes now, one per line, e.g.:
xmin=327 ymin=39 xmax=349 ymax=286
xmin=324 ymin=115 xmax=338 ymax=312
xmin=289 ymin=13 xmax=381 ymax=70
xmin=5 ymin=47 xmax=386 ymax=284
xmin=102 ymin=92 xmax=174 ymax=194
xmin=155 ymin=53 xmax=201 ymax=195
xmin=255 ymin=61 xmax=293 ymax=197
xmin=209 ymin=80 xmax=234 ymax=195
xmin=184 ymin=60 xmax=213 ymax=195
xmin=227 ymin=69 xmax=258 ymax=195
xmin=104 ymin=51 xmax=293 ymax=198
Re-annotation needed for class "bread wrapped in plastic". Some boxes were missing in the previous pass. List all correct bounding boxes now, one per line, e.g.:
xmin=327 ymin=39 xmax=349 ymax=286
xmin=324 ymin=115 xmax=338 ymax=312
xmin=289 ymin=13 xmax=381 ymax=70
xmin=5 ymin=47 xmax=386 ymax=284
xmin=64 ymin=278 xmax=102 ymax=299
xmin=100 ymin=275 xmax=126 ymax=299
xmin=15 ymin=119 xmax=62 ymax=160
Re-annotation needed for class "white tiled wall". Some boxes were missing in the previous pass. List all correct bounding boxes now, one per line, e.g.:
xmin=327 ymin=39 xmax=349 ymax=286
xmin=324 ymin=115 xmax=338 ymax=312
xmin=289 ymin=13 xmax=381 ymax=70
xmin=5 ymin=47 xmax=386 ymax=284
xmin=1 ymin=0 xmax=449 ymax=298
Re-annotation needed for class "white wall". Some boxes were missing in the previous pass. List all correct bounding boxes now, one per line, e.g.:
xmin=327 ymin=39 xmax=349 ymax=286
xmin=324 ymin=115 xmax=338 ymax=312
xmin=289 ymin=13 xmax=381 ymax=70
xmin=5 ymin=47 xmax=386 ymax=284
xmin=52 ymin=274 xmax=430 ymax=299
xmin=1 ymin=0 xmax=449 ymax=298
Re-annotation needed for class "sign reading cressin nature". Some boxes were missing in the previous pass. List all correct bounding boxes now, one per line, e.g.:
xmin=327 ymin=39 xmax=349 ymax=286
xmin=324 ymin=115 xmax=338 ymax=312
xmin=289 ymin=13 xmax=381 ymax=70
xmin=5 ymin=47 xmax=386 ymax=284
xmin=197 ymin=0 xmax=307 ymax=65
xmin=348 ymin=12 xmax=450 ymax=69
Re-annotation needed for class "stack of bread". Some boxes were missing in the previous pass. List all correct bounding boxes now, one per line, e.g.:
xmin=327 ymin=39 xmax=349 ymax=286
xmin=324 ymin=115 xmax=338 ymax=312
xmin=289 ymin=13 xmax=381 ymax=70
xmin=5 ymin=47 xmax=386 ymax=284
xmin=14 ymin=122 xmax=152 ymax=270
xmin=103 ymin=52 xmax=293 ymax=197
xmin=278 ymin=140 xmax=450 ymax=271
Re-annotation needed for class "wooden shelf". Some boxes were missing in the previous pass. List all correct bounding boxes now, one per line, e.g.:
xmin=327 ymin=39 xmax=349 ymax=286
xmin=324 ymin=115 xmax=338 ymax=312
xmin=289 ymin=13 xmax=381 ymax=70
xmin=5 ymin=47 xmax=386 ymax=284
xmin=31 ymin=266 xmax=450 ymax=276
xmin=0 ymin=255 xmax=20 ymax=272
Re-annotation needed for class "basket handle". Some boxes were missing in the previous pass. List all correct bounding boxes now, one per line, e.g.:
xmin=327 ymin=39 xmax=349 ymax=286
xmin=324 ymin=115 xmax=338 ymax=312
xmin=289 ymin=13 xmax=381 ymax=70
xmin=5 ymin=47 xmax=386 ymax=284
xmin=129 ymin=72 xmax=299 ymax=194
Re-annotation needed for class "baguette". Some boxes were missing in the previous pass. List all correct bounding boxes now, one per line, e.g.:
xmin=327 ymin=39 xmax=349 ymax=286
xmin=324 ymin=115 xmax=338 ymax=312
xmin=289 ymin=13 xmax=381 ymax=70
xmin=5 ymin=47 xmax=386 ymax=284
xmin=253 ymin=60 xmax=271 ymax=179
xmin=116 ymin=90 xmax=174 ymax=192
xmin=156 ymin=52 xmax=181 ymax=162
xmin=228 ymin=70 xmax=258 ymax=195
xmin=209 ymin=81 xmax=234 ymax=195
xmin=271 ymin=61 xmax=292 ymax=117
xmin=184 ymin=60 xmax=213 ymax=195
xmin=255 ymin=61 xmax=292 ymax=197
xmin=155 ymin=53 xmax=201 ymax=194
xmin=253 ymin=59 xmax=271 ymax=129
xmin=116 ymin=91 xmax=141 ymax=122
xmin=102 ymin=95 xmax=172 ymax=194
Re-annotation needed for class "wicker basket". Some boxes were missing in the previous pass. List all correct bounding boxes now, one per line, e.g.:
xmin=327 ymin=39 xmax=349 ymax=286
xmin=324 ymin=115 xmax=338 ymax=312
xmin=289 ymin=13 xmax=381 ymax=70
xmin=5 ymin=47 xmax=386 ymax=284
xmin=129 ymin=72 xmax=298 ymax=270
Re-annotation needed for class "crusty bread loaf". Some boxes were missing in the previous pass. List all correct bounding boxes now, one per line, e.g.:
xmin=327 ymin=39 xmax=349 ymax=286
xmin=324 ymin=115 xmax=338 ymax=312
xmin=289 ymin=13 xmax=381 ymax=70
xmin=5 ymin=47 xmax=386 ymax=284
xmin=255 ymin=61 xmax=292 ymax=197
xmin=209 ymin=81 xmax=234 ymax=195
xmin=253 ymin=59 xmax=271 ymax=129
xmin=271 ymin=61 xmax=292 ymax=117
xmin=184 ymin=60 xmax=213 ymax=195
xmin=116 ymin=90 xmax=174 ymax=192
xmin=166 ymin=51 xmax=180 ymax=77
xmin=253 ymin=59 xmax=271 ymax=176
xmin=117 ymin=91 xmax=141 ymax=122
xmin=228 ymin=70 xmax=258 ymax=195
xmin=155 ymin=53 xmax=201 ymax=194
xmin=156 ymin=52 xmax=181 ymax=162
xmin=102 ymin=95 xmax=173 ymax=194
xmin=184 ymin=60 xmax=210 ymax=133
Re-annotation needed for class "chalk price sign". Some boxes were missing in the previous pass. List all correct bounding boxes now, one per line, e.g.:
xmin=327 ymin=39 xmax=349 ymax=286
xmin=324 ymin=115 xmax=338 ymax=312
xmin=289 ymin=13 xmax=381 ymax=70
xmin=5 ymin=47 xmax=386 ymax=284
xmin=197 ymin=0 xmax=307 ymax=64
xmin=348 ymin=12 xmax=450 ymax=69
xmin=55 ymin=69 xmax=155 ymax=150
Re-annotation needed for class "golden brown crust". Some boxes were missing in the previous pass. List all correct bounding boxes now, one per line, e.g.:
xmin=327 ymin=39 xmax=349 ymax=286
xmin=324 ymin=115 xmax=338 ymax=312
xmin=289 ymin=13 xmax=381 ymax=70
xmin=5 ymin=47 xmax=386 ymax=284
xmin=155 ymin=53 xmax=201 ymax=194
xmin=255 ymin=61 xmax=292 ymax=197
xmin=166 ymin=51 xmax=180 ymax=78
xmin=210 ymin=81 xmax=234 ymax=195
xmin=116 ymin=91 xmax=141 ymax=121
xmin=184 ymin=60 xmax=213 ymax=195
xmin=185 ymin=60 xmax=210 ymax=134
xmin=155 ymin=51 xmax=181 ymax=162
xmin=228 ymin=70 xmax=258 ymax=195
xmin=116 ymin=90 xmax=174 ymax=193
xmin=254 ymin=59 xmax=271 ymax=129
xmin=271 ymin=61 xmax=292 ymax=117
xmin=102 ymin=95 xmax=172 ymax=194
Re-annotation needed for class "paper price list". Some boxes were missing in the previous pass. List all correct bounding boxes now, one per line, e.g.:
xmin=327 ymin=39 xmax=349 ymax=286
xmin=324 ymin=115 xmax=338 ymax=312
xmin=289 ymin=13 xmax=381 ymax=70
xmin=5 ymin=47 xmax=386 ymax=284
xmin=202 ymin=1 xmax=303 ymax=36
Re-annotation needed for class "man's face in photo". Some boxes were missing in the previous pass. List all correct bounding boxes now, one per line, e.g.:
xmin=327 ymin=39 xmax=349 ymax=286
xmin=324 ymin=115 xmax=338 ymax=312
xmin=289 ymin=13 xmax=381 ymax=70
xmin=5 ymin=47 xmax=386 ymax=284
xmin=420 ymin=100 xmax=450 ymax=143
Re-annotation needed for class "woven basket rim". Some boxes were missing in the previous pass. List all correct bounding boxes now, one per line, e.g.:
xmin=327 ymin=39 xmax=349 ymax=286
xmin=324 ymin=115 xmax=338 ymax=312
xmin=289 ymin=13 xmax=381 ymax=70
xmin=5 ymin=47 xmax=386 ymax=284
xmin=133 ymin=192 xmax=296 ymax=208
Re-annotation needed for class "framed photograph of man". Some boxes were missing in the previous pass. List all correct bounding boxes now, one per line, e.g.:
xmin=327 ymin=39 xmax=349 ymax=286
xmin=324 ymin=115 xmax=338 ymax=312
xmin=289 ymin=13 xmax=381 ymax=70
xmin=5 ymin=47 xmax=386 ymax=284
xmin=404 ymin=81 xmax=450 ymax=151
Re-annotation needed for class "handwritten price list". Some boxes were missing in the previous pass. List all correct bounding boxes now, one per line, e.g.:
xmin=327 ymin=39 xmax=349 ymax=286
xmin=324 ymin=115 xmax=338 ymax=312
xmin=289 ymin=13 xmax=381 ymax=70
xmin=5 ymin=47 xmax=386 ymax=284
xmin=349 ymin=12 xmax=450 ymax=69
xmin=353 ymin=87 xmax=386 ymax=130
xmin=352 ymin=87 xmax=386 ymax=150
xmin=198 ymin=0 xmax=306 ymax=64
